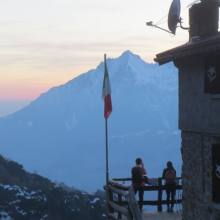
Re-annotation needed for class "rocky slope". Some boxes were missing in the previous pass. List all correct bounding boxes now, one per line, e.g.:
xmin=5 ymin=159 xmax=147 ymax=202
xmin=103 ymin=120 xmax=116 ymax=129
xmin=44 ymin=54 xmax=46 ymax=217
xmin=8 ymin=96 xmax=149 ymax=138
xmin=0 ymin=155 xmax=106 ymax=220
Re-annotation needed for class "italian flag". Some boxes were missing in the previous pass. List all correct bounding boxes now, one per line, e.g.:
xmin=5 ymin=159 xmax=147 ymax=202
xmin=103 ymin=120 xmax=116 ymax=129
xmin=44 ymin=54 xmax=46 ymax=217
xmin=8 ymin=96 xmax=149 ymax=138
xmin=102 ymin=54 xmax=112 ymax=119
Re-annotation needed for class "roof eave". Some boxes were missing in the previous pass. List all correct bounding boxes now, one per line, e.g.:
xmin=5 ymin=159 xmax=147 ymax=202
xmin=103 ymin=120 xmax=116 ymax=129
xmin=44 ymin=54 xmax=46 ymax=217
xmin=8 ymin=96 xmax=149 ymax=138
xmin=155 ymin=34 xmax=220 ymax=65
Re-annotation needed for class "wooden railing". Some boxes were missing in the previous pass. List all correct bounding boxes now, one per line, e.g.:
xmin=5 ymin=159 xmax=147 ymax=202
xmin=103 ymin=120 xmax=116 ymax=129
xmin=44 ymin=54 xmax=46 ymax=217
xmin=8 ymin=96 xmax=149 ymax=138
xmin=104 ymin=181 xmax=143 ymax=220
xmin=104 ymin=177 xmax=182 ymax=220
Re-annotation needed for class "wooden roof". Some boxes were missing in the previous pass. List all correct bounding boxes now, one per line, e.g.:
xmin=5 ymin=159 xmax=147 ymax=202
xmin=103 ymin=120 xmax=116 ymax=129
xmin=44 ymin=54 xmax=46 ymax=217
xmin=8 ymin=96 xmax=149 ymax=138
xmin=155 ymin=33 xmax=220 ymax=65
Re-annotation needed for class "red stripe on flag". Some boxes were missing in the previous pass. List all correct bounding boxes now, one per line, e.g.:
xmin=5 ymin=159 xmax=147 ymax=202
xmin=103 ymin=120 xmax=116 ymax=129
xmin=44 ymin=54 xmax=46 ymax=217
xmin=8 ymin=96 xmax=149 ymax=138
xmin=102 ymin=54 xmax=112 ymax=119
xmin=104 ymin=94 xmax=112 ymax=119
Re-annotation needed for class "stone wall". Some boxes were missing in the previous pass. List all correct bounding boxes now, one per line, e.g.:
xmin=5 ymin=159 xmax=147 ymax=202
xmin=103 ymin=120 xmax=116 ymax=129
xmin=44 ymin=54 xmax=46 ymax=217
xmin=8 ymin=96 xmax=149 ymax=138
xmin=177 ymin=57 xmax=220 ymax=134
xmin=181 ymin=131 xmax=220 ymax=220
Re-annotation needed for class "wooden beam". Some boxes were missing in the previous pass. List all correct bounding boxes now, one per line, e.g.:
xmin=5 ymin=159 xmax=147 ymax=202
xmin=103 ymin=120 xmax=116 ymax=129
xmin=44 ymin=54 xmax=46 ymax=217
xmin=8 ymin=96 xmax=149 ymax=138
xmin=107 ymin=213 xmax=118 ymax=220
xmin=107 ymin=185 xmax=129 ymax=197
xmin=127 ymin=188 xmax=143 ymax=220
xmin=109 ymin=201 xmax=131 ymax=217
xmin=108 ymin=181 xmax=130 ymax=191
xmin=157 ymin=178 xmax=162 ymax=212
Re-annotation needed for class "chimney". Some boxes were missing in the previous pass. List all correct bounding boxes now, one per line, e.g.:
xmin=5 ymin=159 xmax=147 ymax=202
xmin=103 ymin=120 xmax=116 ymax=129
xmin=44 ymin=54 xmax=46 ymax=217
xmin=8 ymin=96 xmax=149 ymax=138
xmin=189 ymin=0 xmax=219 ymax=39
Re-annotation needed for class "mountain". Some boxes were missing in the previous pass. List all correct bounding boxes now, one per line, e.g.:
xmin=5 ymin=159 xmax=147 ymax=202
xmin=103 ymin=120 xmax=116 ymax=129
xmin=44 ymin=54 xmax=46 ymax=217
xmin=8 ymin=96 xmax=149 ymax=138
xmin=0 ymin=154 xmax=106 ymax=220
xmin=0 ymin=51 xmax=181 ymax=192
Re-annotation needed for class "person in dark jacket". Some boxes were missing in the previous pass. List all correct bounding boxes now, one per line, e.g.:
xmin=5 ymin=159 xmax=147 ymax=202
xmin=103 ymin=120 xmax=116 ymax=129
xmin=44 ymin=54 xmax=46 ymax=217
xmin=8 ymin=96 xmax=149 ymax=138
xmin=131 ymin=158 xmax=147 ymax=211
xmin=162 ymin=161 xmax=177 ymax=212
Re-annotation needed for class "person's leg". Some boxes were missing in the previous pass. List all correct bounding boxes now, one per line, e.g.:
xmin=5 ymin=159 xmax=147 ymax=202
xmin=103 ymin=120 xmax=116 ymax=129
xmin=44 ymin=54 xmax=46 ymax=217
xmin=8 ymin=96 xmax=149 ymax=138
xmin=134 ymin=188 xmax=137 ymax=195
xmin=133 ymin=187 xmax=141 ymax=210
xmin=138 ymin=189 xmax=144 ymax=212
xmin=166 ymin=187 xmax=171 ymax=212
xmin=170 ymin=187 xmax=176 ymax=212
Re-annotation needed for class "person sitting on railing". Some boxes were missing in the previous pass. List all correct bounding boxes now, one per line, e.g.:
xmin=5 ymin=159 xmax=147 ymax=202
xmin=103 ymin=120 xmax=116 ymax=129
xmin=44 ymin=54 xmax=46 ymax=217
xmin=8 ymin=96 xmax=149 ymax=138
xmin=131 ymin=158 xmax=147 ymax=212
xmin=162 ymin=161 xmax=177 ymax=213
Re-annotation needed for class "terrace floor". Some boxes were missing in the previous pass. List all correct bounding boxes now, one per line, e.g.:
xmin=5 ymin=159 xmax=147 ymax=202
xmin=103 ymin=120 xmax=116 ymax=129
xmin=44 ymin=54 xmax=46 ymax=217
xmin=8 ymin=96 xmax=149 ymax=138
xmin=143 ymin=212 xmax=181 ymax=220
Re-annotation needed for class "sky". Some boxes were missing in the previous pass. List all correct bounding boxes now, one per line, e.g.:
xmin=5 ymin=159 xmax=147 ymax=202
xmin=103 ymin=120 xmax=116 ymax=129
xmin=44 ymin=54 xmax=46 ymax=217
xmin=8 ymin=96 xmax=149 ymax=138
xmin=0 ymin=0 xmax=192 ymax=116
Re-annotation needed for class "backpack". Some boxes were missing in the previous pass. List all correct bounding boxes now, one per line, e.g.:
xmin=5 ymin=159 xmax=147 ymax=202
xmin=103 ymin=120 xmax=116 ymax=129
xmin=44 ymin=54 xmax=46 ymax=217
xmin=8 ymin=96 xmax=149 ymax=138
xmin=164 ymin=169 xmax=176 ymax=183
xmin=132 ymin=167 xmax=143 ymax=185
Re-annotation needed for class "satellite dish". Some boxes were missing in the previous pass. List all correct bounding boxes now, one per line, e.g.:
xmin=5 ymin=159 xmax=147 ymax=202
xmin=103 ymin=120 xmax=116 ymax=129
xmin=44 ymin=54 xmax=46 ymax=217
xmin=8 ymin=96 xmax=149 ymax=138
xmin=168 ymin=0 xmax=181 ymax=34
xmin=146 ymin=0 xmax=188 ymax=35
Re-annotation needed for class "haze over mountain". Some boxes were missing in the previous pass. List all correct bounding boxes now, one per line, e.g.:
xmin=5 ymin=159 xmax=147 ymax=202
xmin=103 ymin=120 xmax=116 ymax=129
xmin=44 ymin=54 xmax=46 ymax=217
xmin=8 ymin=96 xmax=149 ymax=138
xmin=0 ymin=51 xmax=181 ymax=192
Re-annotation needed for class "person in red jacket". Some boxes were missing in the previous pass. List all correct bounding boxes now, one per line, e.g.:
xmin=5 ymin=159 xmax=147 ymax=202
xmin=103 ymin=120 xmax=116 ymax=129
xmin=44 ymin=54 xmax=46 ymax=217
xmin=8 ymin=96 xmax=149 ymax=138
xmin=131 ymin=158 xmax=147 ymax=211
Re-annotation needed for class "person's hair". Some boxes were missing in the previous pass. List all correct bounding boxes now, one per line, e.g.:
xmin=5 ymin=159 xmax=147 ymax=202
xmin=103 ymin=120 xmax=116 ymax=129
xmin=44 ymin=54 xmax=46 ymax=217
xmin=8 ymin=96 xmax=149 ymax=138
xmin=167 ymin=161 xmax=173 ymax=168
xmin=136 ymin=158 xmax=142 ymax=165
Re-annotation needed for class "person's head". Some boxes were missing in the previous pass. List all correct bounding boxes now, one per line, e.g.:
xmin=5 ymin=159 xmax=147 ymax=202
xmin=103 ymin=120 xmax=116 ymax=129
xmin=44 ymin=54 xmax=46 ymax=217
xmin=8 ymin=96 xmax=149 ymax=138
xmin=167 ymin=161 xmax=173 ymax=169
xmin=135 ymin=158 xmax=143 ymax=166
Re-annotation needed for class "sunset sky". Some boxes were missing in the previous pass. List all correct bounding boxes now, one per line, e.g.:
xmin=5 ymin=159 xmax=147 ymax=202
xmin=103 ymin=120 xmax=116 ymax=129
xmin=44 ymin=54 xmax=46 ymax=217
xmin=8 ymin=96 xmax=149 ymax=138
xmin=0 ymin=0 xmax=191 ymax=115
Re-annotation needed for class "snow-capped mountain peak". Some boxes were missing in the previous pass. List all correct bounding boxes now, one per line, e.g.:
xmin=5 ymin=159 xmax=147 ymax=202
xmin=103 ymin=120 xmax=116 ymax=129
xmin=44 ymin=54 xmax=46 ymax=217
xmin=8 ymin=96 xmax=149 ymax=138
xmin=0 ymin=51 xmax=180 ymax=192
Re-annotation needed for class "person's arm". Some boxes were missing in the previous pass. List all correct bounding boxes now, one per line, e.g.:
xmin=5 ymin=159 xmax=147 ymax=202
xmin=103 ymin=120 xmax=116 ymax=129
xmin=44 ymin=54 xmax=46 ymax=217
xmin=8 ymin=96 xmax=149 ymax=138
xmin=142 ymin=168 xmax=148 ymax=184
xmin=131 ymin=167 xmax=134 ymax=177
xmin=174 ymin=168 xmax=178 ymax=184
xmin=172 ymin=168 xmax=176 ymax=176
xmin=162 ymin=169 xmax=166 ymax=179
xmin=174 ymin=168 xmax=177 ymax=178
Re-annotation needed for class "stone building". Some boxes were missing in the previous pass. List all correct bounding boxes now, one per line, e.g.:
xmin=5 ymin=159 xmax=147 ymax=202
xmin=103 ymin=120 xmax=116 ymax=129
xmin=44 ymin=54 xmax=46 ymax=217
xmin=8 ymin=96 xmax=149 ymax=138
xmin=155 ymin=0 xmax=220 ymax=219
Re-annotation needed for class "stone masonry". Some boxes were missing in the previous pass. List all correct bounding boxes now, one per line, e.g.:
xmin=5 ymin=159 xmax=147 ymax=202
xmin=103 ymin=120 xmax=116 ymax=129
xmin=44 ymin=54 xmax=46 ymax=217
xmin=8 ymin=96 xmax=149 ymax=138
xmin=181 ymin=132 xmax=220 ymax=220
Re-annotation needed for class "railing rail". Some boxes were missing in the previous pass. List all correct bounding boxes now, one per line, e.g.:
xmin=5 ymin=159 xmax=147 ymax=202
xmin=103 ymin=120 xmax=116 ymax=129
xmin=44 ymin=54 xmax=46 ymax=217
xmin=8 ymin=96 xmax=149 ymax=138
xmin=112 ymin=177 xmax=182 ymax=212
xmin=104 ymin=177 xmax=182 ymax=220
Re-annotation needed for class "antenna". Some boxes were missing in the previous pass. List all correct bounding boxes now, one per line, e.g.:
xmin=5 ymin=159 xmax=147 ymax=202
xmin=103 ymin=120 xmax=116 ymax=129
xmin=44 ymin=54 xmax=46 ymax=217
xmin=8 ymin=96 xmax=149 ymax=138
xmin=146 ymin=21 xmax=172 ymax=34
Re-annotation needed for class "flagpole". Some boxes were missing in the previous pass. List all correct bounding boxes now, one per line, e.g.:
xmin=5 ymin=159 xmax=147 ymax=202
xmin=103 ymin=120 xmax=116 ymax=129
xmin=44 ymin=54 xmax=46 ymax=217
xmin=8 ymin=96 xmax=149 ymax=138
xmin=103 ymin=53 xmax=112 ymax=219
xmin=104 ymin=54 xmax=109 ymax=185
xmin=105 ymin=117 xmax=109 ymax=184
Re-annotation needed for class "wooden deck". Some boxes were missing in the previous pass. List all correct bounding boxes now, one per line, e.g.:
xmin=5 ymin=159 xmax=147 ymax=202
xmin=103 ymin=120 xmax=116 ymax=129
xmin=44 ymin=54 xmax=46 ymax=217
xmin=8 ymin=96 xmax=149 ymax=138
xmin=143 ymin=212 xmax=181 ymax=220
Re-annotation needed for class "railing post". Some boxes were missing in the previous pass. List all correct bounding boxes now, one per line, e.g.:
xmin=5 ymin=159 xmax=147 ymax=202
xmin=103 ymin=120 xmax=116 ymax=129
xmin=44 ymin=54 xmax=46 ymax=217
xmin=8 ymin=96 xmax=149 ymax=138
xmin=157 ymin=178 xmax=163 ymax=212
xmin=109 ymin=188 xmax=114 ymax=213
xmin=127 ymin=187 xmax=143 ymax=220
xmin=105 ymin=184 xmax=114 ymax=219
xmin=118 ymin=194 xmax=122 ymax=219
